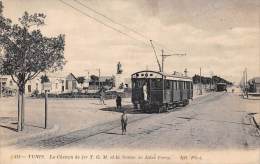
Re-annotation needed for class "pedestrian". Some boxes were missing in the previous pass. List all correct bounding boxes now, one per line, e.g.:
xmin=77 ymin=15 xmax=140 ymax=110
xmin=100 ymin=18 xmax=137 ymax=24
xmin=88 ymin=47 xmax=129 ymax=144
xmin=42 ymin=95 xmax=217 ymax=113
xmin=99 ymin=88 xmax=106 ymax=105
xmin=121 ymin=110 xmax=128 ymax=135
xmin=245 ymin=87 xmax=249 ymax=99
xmin=143 ymin=82 xmax=148 ymax=101
xmin=116 ymin=95 xmax=122 ymax=111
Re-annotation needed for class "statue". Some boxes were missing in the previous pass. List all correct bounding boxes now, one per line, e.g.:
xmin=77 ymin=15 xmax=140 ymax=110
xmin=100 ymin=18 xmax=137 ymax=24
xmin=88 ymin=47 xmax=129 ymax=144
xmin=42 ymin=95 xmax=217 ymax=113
xmin=184 ymin=68 xmax=188 ymax=76
xmin=117 ymin=62 xmax=123 ymax=74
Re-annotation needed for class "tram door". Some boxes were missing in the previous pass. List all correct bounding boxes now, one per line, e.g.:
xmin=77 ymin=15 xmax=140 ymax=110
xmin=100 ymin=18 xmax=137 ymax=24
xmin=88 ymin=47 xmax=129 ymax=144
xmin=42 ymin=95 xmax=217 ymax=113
xmin=134 ymin=78 xmax=150 ymax=102
xmin=142 ymin=78 xmax=151 ymax=102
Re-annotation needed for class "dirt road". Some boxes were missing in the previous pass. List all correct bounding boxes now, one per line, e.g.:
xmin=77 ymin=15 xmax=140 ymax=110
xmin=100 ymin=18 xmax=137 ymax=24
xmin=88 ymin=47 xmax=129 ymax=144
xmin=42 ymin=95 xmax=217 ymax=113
xmin=18 ymin=92 xmax=260 ymax=150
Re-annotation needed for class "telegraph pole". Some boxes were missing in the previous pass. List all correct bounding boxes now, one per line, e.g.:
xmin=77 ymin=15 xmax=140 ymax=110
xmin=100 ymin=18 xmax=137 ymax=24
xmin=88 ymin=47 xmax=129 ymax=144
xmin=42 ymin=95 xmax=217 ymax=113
xmin=199 ymin=67 xmax=202 ymax=95
xmin=161 ymin=49 xmax=186 ymax=73
xmin=161 ymin=49 xmax=164 ymax=72
xmin=245 ymin=68 xmax=248 ymax=98
xmin=161 ymin=49 xmax=186 ymax=105
xmin=162 ymin=50 xmax=165 ymax=104
xmin=0 ymin=75 xmax=2 ymax=98
xmin=245 ymin=68 xmax=247 ymax=86
xmin=45 ymin=89 xmax=48 ymax=129
xmin=98 ymin=68 xmax=101 ymax=89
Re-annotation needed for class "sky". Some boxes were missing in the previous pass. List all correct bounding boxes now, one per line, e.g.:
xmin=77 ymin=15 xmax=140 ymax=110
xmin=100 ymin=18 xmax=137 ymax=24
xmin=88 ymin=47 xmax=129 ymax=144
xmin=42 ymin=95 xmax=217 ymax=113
xmin=2 ymin=0 xmax=260 ymax=83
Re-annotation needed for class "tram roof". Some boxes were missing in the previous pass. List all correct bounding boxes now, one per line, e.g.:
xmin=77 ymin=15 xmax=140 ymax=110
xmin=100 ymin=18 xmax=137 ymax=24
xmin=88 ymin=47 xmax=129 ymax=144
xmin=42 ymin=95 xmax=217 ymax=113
xmin=248 ymin=77 xmax=260 ymax=83
xmin=131 ymin=70 xmax=192 ymax=81
xmin=216 ymin=82 xmax=227 ymax=85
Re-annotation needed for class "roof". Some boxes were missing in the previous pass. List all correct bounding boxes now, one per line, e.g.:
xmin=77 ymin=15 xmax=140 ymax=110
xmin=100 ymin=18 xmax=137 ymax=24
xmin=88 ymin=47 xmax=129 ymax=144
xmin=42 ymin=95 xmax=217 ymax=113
xmin=131 ymin=70 xmax=192 ymax=81
xmin=248 ymin=77 xmax=260 ymax=83
xmin=65 ymin=73 xmax=77 ymax=81
xmin=216 ymin=83 xmax=227 ymax=85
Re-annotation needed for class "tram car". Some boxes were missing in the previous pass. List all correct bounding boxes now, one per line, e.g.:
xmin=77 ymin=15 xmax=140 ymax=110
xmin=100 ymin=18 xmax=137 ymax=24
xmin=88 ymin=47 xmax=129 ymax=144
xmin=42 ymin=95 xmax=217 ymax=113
xmin=215 ymin=83 xmax=227 ymax=92
xmin=248 ymin=77 xmax=260 ymax=96
xmin=131 ymin=70 xmax=193 ymax=113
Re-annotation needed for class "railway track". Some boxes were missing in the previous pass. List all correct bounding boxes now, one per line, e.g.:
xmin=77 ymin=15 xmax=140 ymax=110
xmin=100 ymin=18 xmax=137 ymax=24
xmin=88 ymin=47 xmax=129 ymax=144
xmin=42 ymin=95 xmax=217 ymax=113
xmin=21 ymin=114 xmax=153 ymax=149
xmin=19 ymin=93 xmax=220 ymax=149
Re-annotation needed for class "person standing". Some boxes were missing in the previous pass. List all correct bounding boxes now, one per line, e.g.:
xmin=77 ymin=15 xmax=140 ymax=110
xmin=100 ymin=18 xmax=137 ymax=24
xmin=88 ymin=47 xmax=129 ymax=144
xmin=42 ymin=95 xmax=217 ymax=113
xmin=143 ymin=82 xmax=148 ymax=101
xmin=99 ymin=88 xmax=106 ymax=105
xmin=116 ymin=95 xmax=122 ymax=111
xmin=121 ymin=110 xmax=128 ymax=135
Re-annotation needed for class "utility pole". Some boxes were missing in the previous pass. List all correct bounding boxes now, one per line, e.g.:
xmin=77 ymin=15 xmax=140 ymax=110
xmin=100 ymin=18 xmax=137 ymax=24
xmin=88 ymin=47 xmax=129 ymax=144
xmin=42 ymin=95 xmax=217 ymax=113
xmin=43 ymin=71 xmax=50 ymax=129
xmin=0 ymin=75 xmax=2 ymax=98
xmin=161 ymin=49 xmax=186 ymax=105
xmin=162 ymin=50 xmax=165 ymax=104
xmin=199 ymin=67 xmax=202 ymax=95
xmin=245 ymin=68 xmax=247 ymax=87
xmin=45 ymin=89 xmax=48 ymax=129
xmin=245 ymin=68 xmax=248 ymax=98
xmin=98 ymin=68 xmax=101 ymax=89
xmin=161 ymin=49 xmax=186 ymax=73
xmin=161 ymin=49 xmax=164 ymax=73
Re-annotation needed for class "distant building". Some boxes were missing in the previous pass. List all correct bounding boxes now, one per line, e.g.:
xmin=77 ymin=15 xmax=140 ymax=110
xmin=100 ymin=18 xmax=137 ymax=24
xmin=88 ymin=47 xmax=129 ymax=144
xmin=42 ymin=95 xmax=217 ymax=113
xmin=64 ymin=73 xmax=78 ymax=93
xmin=89 ymin=76 xmax=114 ymax=90
xmin=0 ymin=75 xmax=17 ymax=96
xmin=0 ymin=73 xmax=80 ymax=96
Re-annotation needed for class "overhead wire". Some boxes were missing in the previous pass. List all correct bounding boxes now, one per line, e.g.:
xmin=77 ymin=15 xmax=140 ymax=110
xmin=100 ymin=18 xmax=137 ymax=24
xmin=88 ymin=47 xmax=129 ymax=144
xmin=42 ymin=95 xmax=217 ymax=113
xmin=58 ymin=0 xmax=150 ymax=48
xmin=58 ymin=0 xmax=186 ymax=73
xmin=76 ymin=0 xmax=179 ymax=54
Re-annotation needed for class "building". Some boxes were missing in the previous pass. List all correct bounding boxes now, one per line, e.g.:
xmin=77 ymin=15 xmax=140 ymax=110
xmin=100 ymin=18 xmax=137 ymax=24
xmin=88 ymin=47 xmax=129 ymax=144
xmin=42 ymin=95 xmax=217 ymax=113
xmin=64 ymin=73 xmax=78 ymax=93
xmin=0 ymin=73 xmax=81 ymax=96
xmin=89 ymin=76 xmax=114 ymax=90
xmin=0 ymin=75 xmax=17 ymax=96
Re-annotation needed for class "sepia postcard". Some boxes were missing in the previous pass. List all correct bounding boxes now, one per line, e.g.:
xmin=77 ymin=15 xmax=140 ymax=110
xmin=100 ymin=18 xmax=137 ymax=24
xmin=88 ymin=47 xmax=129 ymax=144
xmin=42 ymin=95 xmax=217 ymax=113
xmin=0 ymin=0 xmax=259 ymax=163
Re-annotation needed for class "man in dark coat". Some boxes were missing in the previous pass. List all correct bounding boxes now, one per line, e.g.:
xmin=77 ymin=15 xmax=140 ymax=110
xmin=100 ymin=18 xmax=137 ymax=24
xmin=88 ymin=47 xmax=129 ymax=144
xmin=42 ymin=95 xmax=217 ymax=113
xmin=116 ymin=95 xmax=122 ymax=111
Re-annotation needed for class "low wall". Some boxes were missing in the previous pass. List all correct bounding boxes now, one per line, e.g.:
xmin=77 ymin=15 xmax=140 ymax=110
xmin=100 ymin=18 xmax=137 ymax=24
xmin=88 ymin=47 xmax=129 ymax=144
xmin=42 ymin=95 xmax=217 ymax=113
xmin=34 ymin=90 xmax=132 ymax=99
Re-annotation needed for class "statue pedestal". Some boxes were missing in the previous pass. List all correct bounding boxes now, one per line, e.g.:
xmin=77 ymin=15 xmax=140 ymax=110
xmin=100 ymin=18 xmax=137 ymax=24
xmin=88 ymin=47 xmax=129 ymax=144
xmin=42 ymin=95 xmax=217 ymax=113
xmin=115 ymin=74 xmax=123 ymax=89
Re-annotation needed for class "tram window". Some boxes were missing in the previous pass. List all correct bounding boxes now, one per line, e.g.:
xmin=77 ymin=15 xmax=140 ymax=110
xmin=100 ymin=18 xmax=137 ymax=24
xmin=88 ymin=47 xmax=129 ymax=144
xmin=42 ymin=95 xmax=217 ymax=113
xmin=174 ymin=81 xmax=178 ymax=90
xmin=187 ymin=82 xmax=190 ymax=89
xmin=151 ymin=79 xmax=162 ymax=89
xmin=175 ymin=81 xmax=178 ymax=90
xmin=178 ymin=82 xmax=182 ymax=89
xmin=173 ymin=81 xmax=177 ymax=90
xmin=138 ymin=81 xmax=143 ymax=87
xmin=141 ymin=74 xmax=144 ymax=76
xmin=166 ymin=80 xmax=171 ymax=89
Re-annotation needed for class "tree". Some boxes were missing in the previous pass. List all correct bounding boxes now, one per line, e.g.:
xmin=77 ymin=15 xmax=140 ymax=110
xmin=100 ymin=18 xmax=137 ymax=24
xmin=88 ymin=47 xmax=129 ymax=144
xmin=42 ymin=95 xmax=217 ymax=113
xmin=40 ymin=75 xmax=50 ymax=83
xmin=0 ymin=10 xmax=66 ymax=131
xmin=77 ymin=76 xmax=85 ymax=84
xmin=77 ymin=76 xmax=85 ymax=90
xmin=0 ymin=1 xmax=3 ymax=15
xmin=90 ymin=75 xmax=99 ymax=82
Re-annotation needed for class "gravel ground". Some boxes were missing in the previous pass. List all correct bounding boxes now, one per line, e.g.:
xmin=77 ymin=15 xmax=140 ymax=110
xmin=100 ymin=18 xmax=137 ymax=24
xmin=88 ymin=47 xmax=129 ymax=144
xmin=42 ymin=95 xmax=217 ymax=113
xmin=1 ymin=89 xmax=259 ymax=151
